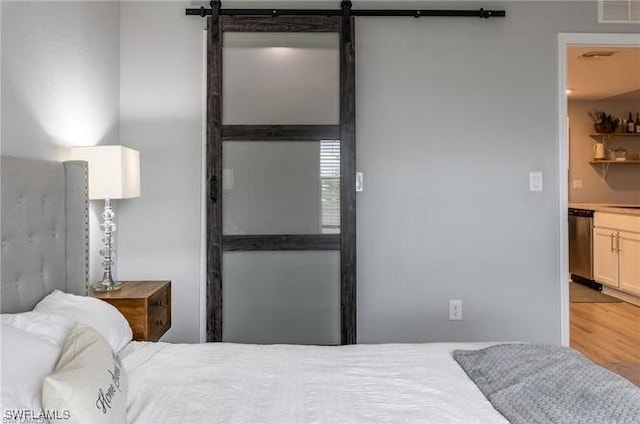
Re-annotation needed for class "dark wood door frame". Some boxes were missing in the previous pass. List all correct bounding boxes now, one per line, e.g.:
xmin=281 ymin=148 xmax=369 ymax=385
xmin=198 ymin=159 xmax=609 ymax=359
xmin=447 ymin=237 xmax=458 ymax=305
xmin=339 ymin=15 xmax=356 ymax=345
xmin=206 ymin=15 xmax=223 ymax=343
xmin=206 ymin=15 xmax=356 ymax=344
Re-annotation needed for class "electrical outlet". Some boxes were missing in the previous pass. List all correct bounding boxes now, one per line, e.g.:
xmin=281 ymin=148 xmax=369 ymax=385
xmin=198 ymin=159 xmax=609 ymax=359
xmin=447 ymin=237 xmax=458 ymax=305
xmin=449 ymin=300 xmax=462 ymax=320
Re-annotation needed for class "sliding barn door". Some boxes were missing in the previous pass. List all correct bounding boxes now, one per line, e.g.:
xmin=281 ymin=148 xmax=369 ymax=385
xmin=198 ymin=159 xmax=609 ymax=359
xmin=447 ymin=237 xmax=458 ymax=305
xmin=206 ymin=15 xmax=355 ymax=344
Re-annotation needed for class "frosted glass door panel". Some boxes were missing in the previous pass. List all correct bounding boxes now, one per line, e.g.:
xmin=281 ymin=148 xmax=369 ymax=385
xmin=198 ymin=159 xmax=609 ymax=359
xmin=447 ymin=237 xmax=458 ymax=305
xmin=222 ymin=251 xmax=340 ymax=344
xmin=223 ymin=141 xmax=340 ymax=235
xmin=222 ymin=33 xmax=339 ymax=125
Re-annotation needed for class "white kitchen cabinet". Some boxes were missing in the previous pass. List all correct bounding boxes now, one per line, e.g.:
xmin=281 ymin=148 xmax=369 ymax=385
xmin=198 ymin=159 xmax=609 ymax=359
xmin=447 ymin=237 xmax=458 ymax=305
xmin=593 ymin=213 xmax=640 ymax=295
xmin=593 ymin=226 xmax=619 ymax=288
xmin=619 ymin=230 xmax=640 ymax=296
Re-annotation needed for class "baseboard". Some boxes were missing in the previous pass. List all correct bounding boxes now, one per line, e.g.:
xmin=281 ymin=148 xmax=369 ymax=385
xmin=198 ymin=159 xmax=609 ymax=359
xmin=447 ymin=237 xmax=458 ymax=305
xmin=601 ymin=287 xmax=640 ymax=307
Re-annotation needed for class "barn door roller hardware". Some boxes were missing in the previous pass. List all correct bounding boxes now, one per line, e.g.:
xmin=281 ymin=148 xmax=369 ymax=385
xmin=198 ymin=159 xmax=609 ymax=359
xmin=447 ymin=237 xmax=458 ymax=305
xmin=186 ymin=1 xmax=506 ymax=20
xmin=188 ymin=1 xmax=505 ymax=43
xmin=342 ymin=0 xmax=352 ymax=43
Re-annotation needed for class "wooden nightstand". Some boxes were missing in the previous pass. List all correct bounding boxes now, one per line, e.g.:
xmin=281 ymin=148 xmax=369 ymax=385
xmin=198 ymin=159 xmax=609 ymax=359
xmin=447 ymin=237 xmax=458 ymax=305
xmin=89 ymin=281 xmax=171 ymax=342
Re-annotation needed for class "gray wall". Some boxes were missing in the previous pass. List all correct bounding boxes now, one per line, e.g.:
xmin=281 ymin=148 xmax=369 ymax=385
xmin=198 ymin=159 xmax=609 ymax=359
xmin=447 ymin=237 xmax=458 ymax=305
xmin=1 ymin=1 xmax=120 ymax=161
xmin=1 ymin=0 xmax=121 ymax=283
xmin=569 ymin=91 xmax=640 ymax=205
xmin=117 ymin=1 xmax=204 ymax=342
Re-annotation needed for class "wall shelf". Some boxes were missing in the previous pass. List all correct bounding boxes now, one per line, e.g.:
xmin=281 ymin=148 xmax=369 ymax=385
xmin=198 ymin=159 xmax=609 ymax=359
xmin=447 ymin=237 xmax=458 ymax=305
xmin=588 ymin=133 xmax=640 ymax=179
xmin=589 ymin=159 xmax=640 ymax=180
xmin=589 ymin=160 xmax=640 ymax=164
xmin=590 ymin=133 xmax=640 ymax=143
xmin=590 ymin=133 xmax=640 ymax=137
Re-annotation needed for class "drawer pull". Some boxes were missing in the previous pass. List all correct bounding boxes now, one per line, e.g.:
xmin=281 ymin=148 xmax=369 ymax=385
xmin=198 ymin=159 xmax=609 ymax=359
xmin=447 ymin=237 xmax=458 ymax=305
xmin=152 ymin=301 xmax=164 ymax=307
xmin=155 ymin=319 xmax=164 ymax=326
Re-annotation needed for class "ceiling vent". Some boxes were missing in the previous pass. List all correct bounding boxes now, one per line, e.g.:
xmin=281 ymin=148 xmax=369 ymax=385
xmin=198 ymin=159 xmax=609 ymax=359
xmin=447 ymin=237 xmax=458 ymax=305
xmin=578 ymin=51 xmax=618 ymax=60
xmin=599 ymin=0 xmax=640 ymax=23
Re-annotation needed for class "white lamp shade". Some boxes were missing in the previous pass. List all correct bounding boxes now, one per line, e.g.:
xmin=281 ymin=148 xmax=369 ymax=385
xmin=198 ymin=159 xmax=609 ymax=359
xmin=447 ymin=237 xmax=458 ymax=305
xmin=70 ymin=146 xmax=141 ymax=200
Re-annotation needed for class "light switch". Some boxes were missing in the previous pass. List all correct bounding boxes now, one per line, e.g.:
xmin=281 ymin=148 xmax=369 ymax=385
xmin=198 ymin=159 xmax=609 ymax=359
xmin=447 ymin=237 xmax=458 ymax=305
xmin=356 ymin=172 xmax=364 ymax=192
xmin=572 ymin=179 xmax=583 ymax=190
xmin=529 ymin=172 xmax=543 ymax=192
xmin=223 ymin=169 xmax=234 ymax=191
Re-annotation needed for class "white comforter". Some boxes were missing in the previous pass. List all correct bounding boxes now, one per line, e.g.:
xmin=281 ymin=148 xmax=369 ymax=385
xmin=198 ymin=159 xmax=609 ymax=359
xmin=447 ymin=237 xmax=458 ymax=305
xmin=122 ymin=342 xmax=509 ymax=424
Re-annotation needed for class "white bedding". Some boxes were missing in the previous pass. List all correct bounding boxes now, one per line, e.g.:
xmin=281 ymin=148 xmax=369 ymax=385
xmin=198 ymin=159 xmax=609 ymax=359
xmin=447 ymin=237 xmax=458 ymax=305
xmin=122 ymin=342 xmax=509 ymax=424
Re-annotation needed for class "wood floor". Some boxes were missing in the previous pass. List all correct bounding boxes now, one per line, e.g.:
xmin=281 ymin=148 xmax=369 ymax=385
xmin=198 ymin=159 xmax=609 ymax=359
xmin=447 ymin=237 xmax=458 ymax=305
xmin=570 ymin=299 xmax=640 ymax=385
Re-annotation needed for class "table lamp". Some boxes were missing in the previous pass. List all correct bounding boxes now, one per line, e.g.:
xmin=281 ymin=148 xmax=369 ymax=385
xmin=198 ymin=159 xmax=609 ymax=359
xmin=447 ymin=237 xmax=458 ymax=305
xmin=70 ymin=145 xmax=141 ymax=291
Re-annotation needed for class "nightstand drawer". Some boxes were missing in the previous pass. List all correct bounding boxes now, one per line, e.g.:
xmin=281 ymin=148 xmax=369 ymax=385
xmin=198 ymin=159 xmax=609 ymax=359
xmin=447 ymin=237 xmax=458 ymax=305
xmin=90 ymin=281 xmax=171 ymax=342
xmin=148 ymin=288 xmax=170 ymax=341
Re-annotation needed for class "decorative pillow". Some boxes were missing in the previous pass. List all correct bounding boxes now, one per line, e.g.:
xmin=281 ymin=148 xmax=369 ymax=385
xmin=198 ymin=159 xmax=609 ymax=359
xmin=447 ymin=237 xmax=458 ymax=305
xmin=1 ymin=311 xmax=75 ymax=347
xmin=35 ymin=290 xmax=132 ymax=352
xmin=1 ymin=323 xmax=61 ymax=412
xmin=42 ymin=324 xmax=127 ymax=424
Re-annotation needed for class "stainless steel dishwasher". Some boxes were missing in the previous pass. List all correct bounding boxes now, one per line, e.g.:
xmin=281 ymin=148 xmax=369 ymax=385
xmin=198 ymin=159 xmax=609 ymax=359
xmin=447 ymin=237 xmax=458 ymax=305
xmin=568 ymin=208 xmax=600 ymax=289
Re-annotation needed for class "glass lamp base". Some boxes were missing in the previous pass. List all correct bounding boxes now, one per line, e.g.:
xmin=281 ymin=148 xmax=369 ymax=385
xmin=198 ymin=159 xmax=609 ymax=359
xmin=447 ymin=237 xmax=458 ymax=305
xmin=91 ymin=281 xmax=122 ymax=292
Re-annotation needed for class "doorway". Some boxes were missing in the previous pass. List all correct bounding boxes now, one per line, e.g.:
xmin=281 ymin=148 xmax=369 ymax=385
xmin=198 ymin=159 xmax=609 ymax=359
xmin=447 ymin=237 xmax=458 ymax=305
xmin=559 ymin=34 xmax=640 ymax=379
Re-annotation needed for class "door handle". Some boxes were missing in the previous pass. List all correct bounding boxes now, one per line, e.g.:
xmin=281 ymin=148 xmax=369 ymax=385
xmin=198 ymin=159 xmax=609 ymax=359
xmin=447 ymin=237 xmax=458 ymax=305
xmin=610 ymin=233 xmax=615 ymax=252
xmin=616 ymin=232 xmax=621 ymax=253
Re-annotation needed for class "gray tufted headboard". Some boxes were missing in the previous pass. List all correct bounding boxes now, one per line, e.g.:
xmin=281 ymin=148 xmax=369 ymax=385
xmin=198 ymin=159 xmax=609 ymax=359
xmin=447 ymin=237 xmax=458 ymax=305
xmin=1 ymin=156 xmax=89 ymax=313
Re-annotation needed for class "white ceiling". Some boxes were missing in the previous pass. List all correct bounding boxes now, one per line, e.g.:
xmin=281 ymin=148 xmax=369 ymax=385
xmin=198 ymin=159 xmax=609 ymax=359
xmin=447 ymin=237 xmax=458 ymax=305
xmin=567 ymin=46 xmax=640 ymax=100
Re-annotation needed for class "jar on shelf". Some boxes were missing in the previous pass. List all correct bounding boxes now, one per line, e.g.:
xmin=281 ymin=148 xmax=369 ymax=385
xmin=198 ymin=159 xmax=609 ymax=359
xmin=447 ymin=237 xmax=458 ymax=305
xmin=613 ymin=148 xmax=627 ymax=161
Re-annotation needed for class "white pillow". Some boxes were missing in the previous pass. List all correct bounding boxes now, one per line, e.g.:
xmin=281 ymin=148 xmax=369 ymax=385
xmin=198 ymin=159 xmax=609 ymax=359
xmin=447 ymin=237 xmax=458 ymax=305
xmin=1 ymin=311 xmax=75 ymax=347
xmin=35 ymin=290 xmax=132 ymax=352
xmin=42 ymin=324 xmax=127 ymax=424
xmin=1 ymin=323 xmax=61 ymax=412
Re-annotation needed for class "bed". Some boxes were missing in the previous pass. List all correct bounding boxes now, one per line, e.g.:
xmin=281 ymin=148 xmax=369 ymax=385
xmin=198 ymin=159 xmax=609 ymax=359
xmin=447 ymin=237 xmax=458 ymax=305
xmin=2 ymin=156 xmax=639 ymax=424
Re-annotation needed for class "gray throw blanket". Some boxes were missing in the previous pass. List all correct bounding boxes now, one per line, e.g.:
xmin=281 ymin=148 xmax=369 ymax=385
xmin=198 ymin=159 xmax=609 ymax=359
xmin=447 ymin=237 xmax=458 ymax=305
xmin=452 ymin=344 xmax=640 ymax=424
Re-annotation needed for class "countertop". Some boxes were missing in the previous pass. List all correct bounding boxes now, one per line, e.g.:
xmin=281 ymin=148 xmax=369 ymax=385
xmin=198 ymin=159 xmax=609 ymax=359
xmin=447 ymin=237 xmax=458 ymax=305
xmin=569 ymin=202 xmax=640 ymax=217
